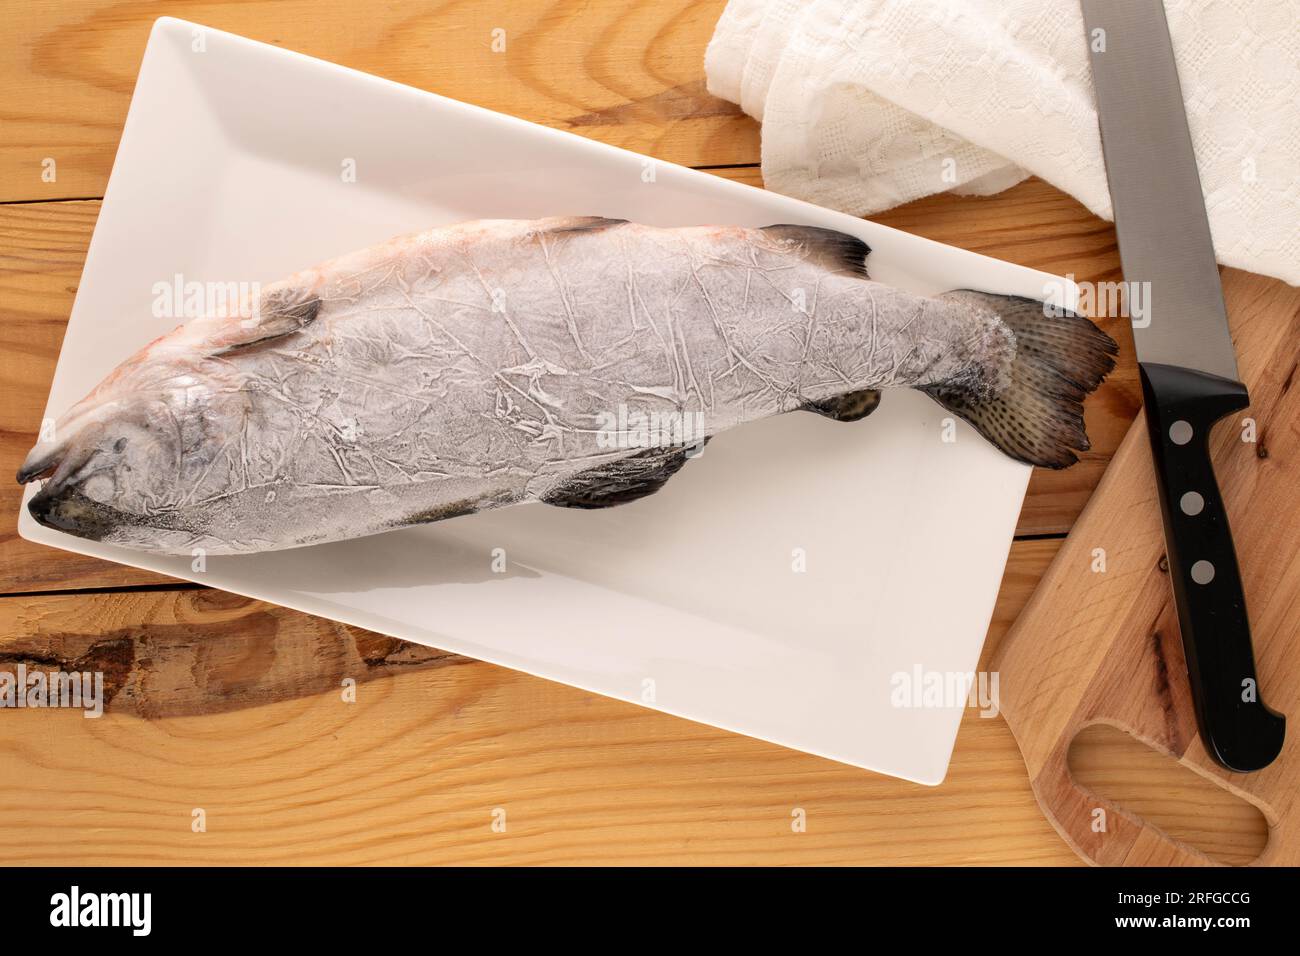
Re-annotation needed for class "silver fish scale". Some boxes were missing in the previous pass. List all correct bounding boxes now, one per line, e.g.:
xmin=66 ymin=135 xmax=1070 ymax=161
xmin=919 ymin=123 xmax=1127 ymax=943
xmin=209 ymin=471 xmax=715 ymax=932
xmin=242 ymin=221 xmax=990 ymax=485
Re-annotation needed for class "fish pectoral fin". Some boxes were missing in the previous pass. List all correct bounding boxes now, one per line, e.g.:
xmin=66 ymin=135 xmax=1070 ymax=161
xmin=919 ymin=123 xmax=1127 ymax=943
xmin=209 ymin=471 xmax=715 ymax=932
xmin=802 ymin=388 xmax=881 ymax=422
xmin=538 ymin=215 xmax=630 ymax=236
xmin=211 ymin=284 xmax=322 ymax=355
xmin=540 ymin=441 xmax=707 ymax=509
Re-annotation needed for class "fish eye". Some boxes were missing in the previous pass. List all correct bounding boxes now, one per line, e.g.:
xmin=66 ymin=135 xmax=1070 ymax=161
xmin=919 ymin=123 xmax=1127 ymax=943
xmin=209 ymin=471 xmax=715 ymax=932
xmin=113 ymin=437 xmax=128 ymax=452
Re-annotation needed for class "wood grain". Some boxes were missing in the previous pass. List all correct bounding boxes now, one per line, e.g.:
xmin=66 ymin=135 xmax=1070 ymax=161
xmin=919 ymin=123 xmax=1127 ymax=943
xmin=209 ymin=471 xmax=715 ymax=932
xmin=0 ymin=680 xmax=1075 ymax=866
xmin=0 ymin=587 xmax=470 ymax=719
xmin=0 ymin=178 xmax=1139 ymax=593
xmin=995 ymin=268 xmax=1300 ymax=866
xmin=0 ymin=0 xmax=752 ymax=203
xmin=0 ymin=539 xmax=1083 ymax=866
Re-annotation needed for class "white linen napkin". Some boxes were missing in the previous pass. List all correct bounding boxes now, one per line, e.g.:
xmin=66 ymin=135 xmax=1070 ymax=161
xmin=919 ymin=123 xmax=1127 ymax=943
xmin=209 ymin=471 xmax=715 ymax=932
xmin=705 ymin=0 xmax=1300 ymax=285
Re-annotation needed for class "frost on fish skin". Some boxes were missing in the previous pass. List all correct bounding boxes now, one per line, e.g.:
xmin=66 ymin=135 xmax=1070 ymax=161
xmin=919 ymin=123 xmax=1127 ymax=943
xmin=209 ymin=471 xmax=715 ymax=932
xmin=33 ymin=218 xmax=1013 ymax=554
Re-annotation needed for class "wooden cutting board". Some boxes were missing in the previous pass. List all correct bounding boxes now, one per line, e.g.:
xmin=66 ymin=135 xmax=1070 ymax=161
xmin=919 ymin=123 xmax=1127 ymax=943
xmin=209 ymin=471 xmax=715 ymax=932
xmin=995 ymin=268 xmax=1300 ymax=866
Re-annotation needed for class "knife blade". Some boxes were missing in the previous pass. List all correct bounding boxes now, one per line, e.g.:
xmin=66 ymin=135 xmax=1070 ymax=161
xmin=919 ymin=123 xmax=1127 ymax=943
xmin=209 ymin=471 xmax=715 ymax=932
xmin=1080 ymin=0 xmax=1284 ymax=772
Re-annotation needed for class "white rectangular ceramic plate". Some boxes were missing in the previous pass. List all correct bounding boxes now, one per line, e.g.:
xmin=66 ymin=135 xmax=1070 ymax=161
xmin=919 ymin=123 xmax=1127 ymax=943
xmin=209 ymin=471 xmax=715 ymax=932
xmin=19 ymin=18 xmax=1076 ymax=785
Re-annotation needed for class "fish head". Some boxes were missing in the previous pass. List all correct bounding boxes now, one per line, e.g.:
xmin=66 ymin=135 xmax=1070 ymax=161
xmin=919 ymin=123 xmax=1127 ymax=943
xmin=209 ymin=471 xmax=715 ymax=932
xmin=19 ymin=280 xmax=326 ymax=554
xmin=18 ymin=348 xmax=249 ymax=551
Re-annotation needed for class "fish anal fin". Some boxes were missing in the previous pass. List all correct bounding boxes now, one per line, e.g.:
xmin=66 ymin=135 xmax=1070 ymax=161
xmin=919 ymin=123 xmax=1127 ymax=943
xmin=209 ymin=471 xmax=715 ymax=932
xmin=540 ymin=441 xmax=705 ymax=509
xmin=209 ymin=283 xmax=322 ymax=356
xmin=802 ymin=388 xmax=881 ymax=422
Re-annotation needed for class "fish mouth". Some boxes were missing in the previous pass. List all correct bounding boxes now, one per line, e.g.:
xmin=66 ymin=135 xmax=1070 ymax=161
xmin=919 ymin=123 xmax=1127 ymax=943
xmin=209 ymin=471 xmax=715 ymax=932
xmin=20 ymin=421 xmax=199 ymax=549
xmin=26 ymin=464 xmax=199 ymax=549
xmin=26 ymin=484 xmax=129 ymax=542
xmin=19 ymin=424 xmax=117 ymax=540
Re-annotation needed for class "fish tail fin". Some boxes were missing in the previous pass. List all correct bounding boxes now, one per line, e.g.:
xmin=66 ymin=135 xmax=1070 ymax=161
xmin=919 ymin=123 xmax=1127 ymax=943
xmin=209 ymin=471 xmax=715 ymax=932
xmin=924 ymin=291 xmax=1117 ymax=469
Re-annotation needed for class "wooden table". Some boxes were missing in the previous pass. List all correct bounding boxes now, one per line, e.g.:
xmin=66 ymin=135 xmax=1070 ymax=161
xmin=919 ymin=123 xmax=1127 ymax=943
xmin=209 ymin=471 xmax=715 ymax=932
xmin=0 ymin=0 xmax=1283 ymax=865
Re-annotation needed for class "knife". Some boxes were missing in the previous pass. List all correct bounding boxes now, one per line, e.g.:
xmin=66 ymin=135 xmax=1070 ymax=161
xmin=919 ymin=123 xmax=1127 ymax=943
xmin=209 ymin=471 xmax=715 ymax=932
xmin=1079 ymin=0 xmax=1285 ymax=772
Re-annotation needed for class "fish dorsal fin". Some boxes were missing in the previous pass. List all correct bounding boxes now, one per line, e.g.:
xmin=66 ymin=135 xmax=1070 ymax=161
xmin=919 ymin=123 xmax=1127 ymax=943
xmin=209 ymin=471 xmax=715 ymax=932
xmin=802 ymin=388 xmax=881 ymax=422
xmin=540 ymin=441 xmax=706 ymax=509
xmin=760 ymin=224 xmax=871 ymax=278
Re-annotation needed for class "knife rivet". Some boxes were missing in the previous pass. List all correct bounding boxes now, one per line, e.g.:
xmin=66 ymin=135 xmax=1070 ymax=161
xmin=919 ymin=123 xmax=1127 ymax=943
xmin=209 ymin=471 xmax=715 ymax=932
xmin=1180 ymin=491 xmax=1205 ymax=516
xmin=1170 ymin=421 xmax=1193 ymax=445
xmin=1191 ymin=560 xmax=1215 ymax=585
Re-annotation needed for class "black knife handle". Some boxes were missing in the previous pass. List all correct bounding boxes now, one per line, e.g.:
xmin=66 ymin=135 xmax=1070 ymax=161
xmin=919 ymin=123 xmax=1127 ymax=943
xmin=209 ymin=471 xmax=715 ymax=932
xmin=1139 ymin=362 xmax=1285 ymax=772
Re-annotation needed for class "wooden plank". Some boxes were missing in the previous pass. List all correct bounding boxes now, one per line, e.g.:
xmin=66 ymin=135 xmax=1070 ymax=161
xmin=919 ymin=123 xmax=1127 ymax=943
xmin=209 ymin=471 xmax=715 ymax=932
xmin=0 ymin=539 xmax=1082 ymax=865
xmin=0 ymin=530 xmax=1267 ymax=864
xmin=0 ymin=0 xmax=753 ymax=203
xmin=0 ymin=586 xmax=470 ymax=718
xmin=0 ymin=538 xmax=1055 ymax=720
xmin=0 ymin=180 xmax=1137 ymax=592
xmin=0 ymin=693 xmax=1075 ymax=866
